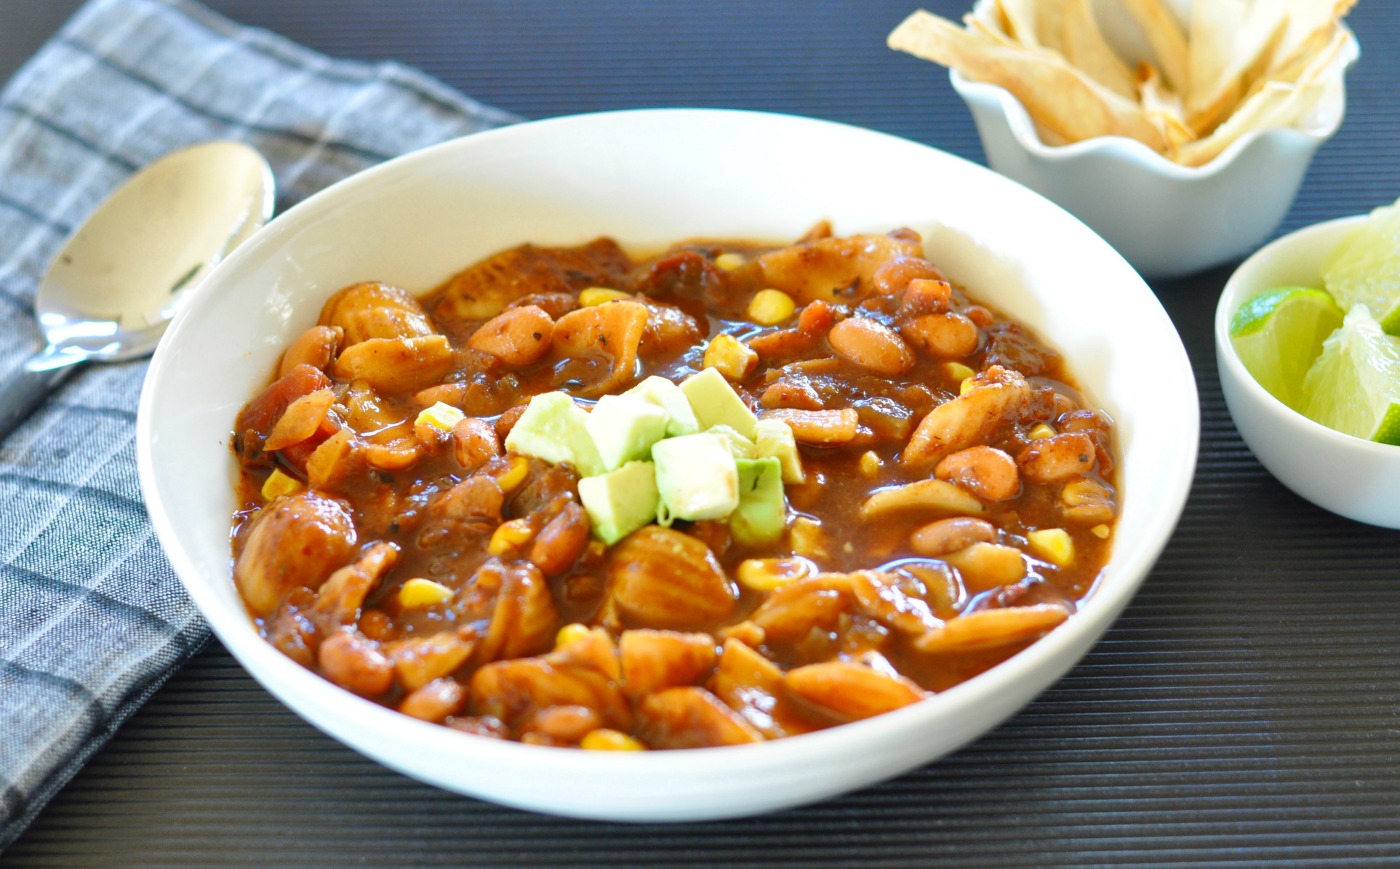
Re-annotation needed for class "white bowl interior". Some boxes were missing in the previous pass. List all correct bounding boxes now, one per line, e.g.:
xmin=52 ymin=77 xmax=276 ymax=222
xmin=138 ymin=109 xmax=1199 ymax=820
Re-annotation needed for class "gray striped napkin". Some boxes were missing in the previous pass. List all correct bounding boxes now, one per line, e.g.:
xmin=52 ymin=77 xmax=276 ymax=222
xmin=0 ymin=0 xmax=517 ymax=848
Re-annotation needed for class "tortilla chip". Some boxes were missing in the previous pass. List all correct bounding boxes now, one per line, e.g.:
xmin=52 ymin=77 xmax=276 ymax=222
xmin=1137 ymin=64 xmax=1195 ymax=156
xmin=1176 ymin=78 xmax=1328 ymax=167
xmin=887 ymin=1 xmax=1355 ymax=168
xmin=996 ymin=0 xmax=1059 ymax=51
xmin=1120 ymin=0 xmax=1189 ymax=94
xmin=888 ymin=10 xmax=1166 ymax=151
xmin=1273 ymin=0 xmax=1358 ymax=70
xmin=1060 ymin=0 xmax=1138 ymax=100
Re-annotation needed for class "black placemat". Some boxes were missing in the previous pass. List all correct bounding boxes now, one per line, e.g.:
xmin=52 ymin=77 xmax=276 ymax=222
xmin=8 ymin=1 xmax=1400 ymax=865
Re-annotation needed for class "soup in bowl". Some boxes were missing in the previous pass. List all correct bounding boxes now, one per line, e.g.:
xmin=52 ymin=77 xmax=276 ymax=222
xmin=138 ymin=109 xmax=1197 ymax=820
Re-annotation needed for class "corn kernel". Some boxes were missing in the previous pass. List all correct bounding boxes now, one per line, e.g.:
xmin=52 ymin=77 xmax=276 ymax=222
xmin=415 ymin=401 xmax=465 ymax=433
xmin=1090 ymin=524 xmax=1111 ymax=539
xmin=944 ymin=362 xmax=976 ymax=387
xmin=580 ymin=728 xmax=645 ymax=751
xmin=702 ymin=333 xmax=759 ymax=381
xmin=579 ymin=287 xmax=631 ymax=307
xmin=747 ymin=289 xmax=796 ymax=325
xmin=1027 ymin=527 xmax=1074 ymax=566
xmin=398 ymin=577 xmax=453 ymax=608
xmin=261 ymin=468 xmax=304 ymax=501
xmin=1028 ymin=423 xmax=1056 ymax=440
xmin=714 ymin=252 xmax=746 ymax=271
xmin=488 ymin=518 xmax=533 ymax=555
xmin=959 ymin=375 xmax=977 ymax=396
xmin=858 ymin=450 xmax=882 ymax=477
xmin=555 ymin=622 xmax=591 ymax=647
xmin=737 ymin=556 xmax=815 ymax=592
xmin=495 ymin=455 xmax=530 ymax=493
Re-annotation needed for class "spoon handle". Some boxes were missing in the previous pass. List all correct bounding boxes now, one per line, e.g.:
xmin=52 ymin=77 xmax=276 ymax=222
xmin=0 ymin=350 xmax=83 ymax=443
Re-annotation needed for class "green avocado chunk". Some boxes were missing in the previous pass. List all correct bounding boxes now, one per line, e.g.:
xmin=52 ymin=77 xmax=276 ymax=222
xmin=578 ymin=460 xmax=659 ymax=545
xmin=503 ymin=391 xmax=605 ymax=477
xmin=680 ymin=367 xmax=758 ymax=440
xmin=653 ymin=431 xmax=740 ymax=522
xmin=624 ymin=375 xmax=701 ymax=437
xmin=707 ymin=424 xmax=757 ymax=459
xmin=730 ymin=456 xmax=787 ymax=546
xmin=754 ymin=418 xmax=805 ymax=484
xmin=585 ymin=393 xmax=670 ymax=471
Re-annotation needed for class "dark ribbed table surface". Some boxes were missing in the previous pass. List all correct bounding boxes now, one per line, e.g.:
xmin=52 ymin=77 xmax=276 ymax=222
xmin=7 ymin=1 xmax=1400 ymax=865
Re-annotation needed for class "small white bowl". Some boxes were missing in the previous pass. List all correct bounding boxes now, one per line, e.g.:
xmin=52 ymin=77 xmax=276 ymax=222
xmin=1216 ymin=215 xmax=1400 ymax=529
xmin=138 ymin=109 xmax=1198 ymax=821
xmin=951 ymin=4 xmax=1358 ymax=279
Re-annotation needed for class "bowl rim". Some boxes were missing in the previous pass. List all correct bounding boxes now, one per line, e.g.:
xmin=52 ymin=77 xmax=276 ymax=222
xmin=948 ymin=24 xmax=1358 ymax=180
xmin=136 ymin=107 xmax=1200 ymax=808
xmin=1215 ymin=211 xmax=1400 ymax=459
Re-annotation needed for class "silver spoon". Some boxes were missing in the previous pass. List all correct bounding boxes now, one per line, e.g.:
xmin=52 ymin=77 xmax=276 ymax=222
xmin=0 ymin=140 xmax=274 ymax=441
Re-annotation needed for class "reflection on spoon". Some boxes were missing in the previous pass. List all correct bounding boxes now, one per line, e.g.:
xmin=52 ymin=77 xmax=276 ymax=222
xmin=0 ymin=140 xmax=274 ymax=441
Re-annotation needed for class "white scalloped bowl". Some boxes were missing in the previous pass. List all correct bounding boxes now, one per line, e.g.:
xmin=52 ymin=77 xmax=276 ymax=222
xmin=951 ymin=5 xmax=1358 ymax=279
xmin=1216 ymin=215 xmax=1400 ymax=529
xmin=137 ymin=109 xmax=1198 ymax=821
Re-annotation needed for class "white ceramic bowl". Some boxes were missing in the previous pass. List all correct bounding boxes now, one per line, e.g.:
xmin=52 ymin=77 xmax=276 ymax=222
xmin=137 ymin=109 xmax=1199 ymax=821
xmin=1216 ymin=215 xmax=1400 ymax=529
xmin=951 ymin=2 xmax=1357 ymax=279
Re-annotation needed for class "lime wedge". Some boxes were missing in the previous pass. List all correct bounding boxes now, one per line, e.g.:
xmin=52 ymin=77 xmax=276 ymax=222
xmin=1322 ymin=198 xmax=1400 ymax=335
xmin=1229 ymin=286 xmax=1344 ymax=410
xmin=1300 ymin=304 xmax=1400 ymax=444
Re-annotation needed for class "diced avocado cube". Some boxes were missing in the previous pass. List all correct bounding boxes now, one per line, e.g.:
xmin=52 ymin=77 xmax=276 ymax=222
xmin=708 ymin=424 xmax=757 ymax=459
xmin=653 ymin=432 xmax=739 ymax=521
xmin=754 ymin=418 xmax=805 ymax=484
xmin=579 ymin=460 xmax=659 ymax=545
xmin=680 ymin=367 xmax=758 ymax=439
xmin=503 ymin=391 xmax=605 ymax=477
xmin=730 ymin=457 xmax=787 ymax=546
xmin=624 ymin=375 xmax=700 ymax=437
xmin=585 ymin=394 xmax=670 ymax=472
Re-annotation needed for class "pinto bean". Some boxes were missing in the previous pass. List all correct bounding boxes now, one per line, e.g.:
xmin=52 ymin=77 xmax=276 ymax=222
xmin=452 ymin=417 xmax=502 ymax=471
xmin=897 ymin=278 xmax=952 ymax=318
xmin=529 ymin=502 xmax=590 ymax=577
xmin=1018 ymin=432 xmax=1097 ymax=483
xmin=495 ymin=404 xmax=528 ymax=440
xmin=526 ymin=705 xmax=604 ymax=742
xmin=468 ymin=304 xmax=555 ymax=367
xmin=278 ymin=325 xmax=343 ymax=377
xmin=399 ymin=678 xmax=467 ymax=723
xmin=873 ymin=257 xmax=945 ymax=296
xmin=796 ymin=299 xmax=839 ymax=335
xmin=935 ymin=446 xmax=1020 ymax=501
xmin=827 ymin=317 xmax=915 ymax=375
xmin=900 ymin=312 xmax=980 ymax=358
xmin=318 ymin=630 xmax=393 ymax=696
xmin=910 ymin=517 xmax=997 ymax=557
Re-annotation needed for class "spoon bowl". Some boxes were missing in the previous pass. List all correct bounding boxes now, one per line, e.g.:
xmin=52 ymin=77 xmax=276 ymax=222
xmin=1 ymin=140 xmax=273 ymax=439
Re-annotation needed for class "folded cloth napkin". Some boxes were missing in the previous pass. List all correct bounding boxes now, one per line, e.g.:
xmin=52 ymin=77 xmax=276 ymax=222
xmin=0 ymin=0 xmax=517 ymax=848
